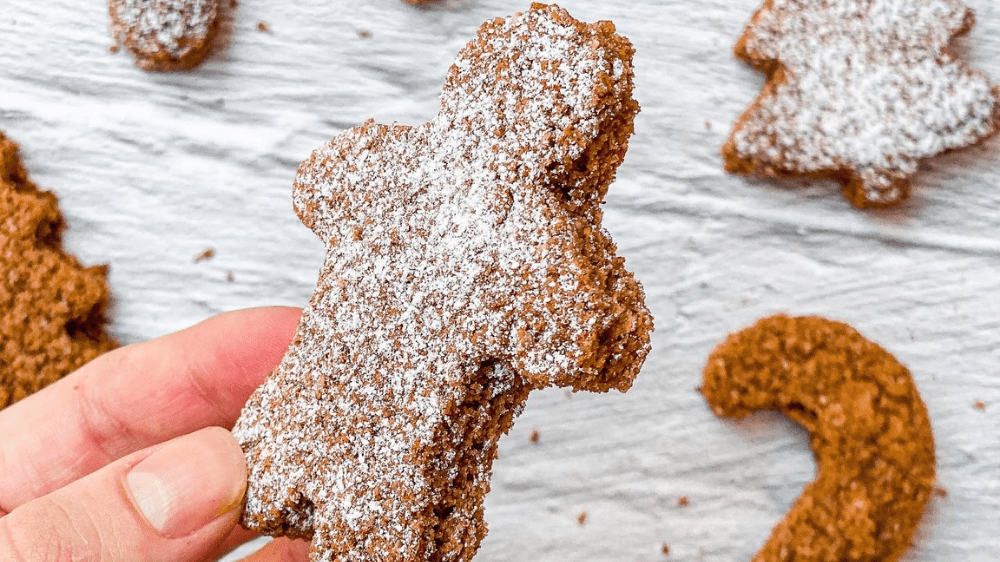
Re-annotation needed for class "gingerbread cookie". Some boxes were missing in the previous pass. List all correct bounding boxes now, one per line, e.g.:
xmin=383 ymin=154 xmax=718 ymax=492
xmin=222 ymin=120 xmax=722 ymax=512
xmin=233 ymin=4 xmax=652 ymax=561
xmin=723 ymin=0 xmax=1000 ymax=208
xmin=108 ymin=0 xmax=220 ymax=71
xmin=0 ymin=132 xmax=116 ymax=409
xmin=701 ymin=314 xmax=935 ymax=562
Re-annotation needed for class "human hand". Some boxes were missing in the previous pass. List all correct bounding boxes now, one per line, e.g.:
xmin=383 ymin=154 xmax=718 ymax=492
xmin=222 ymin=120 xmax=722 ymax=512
xmin=0 ymin=307 xmax=311 ymax=562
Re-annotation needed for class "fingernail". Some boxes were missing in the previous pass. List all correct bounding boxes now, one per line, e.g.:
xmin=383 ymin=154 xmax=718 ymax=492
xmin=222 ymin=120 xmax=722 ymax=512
xmin=125 ymin=427 xmax=247 ymax=538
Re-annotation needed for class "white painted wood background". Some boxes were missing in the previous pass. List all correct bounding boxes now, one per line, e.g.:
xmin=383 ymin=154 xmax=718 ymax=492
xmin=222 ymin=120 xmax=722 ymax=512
xmin=1 ymin=0 xmax=998 ymax=560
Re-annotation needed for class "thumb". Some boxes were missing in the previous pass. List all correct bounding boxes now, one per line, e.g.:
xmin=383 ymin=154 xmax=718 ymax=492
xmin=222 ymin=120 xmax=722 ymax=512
xmin=0 ymin=427 xmax=247 ymax=562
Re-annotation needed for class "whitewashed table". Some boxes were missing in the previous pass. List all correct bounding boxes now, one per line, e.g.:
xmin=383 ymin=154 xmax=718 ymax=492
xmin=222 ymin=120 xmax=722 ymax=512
xmin=1 ymin=1 xmax=997 ymax=561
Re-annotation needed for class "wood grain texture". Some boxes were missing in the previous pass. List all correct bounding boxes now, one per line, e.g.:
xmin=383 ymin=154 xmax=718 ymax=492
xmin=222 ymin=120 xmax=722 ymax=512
xmin=1 ymin=0 xmax=997 ymax=561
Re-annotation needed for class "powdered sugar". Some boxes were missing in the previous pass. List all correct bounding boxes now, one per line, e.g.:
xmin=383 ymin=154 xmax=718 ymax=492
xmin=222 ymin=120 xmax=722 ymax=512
xmin=725 ymin=0 xmax=1000 ymax=206
xmin=233 ymin=4 xmax=651 ymax=562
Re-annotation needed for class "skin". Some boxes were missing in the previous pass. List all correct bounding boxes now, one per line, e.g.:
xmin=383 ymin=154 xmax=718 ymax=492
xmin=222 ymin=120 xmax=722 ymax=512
xmin=0 ymin=307 xmax=311 ymax=562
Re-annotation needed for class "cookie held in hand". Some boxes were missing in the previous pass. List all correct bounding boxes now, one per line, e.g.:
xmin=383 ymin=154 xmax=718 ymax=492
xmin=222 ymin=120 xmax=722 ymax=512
xmin=723 ymin=0 xmax=1000 ymax=208
xmin=702 ymin=314 xmax=935 ymax=562
xmin=108 ymin=0 xmax=221 ymax=71
xmin=233 ymin=4 xmax=652 ymax=562
xmin=0 ymin=132 xmax=116 ymax=409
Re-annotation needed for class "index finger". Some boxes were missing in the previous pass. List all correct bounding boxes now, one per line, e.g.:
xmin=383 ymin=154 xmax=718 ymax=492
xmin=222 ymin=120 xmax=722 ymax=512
xmin=0 ymin=306 xmax=300 ymax=512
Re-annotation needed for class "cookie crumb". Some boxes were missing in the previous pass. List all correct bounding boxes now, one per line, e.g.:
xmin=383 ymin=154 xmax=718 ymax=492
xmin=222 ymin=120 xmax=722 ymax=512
xmin=194 ymin=247 xmax=215 ymax=263
xmin=973 ymin=400 xmax=986 ymax=411
xmin=108 ymin=44 xmax=119 ymax=54
xmin=257 ymin=20 xmax=270 ymax=32
xmin=661 ymin=543 xmax=671 ymax=555
xmin=226 ymin=271 xmax=235 ymax=282
xmin=529 ymin=429 xmax=540 ymax=444
xmin=934 ymin=487 xmax=948 ymax=498
xmin=577 ymin=511 xmax=588 ymax=526
xmin=677 ymin=496 xmax=689 ymax=507
xmin=704 ymin=120 xmax=711 ymax=131
xmin=357 ymin=29 xmax=372 ymax=39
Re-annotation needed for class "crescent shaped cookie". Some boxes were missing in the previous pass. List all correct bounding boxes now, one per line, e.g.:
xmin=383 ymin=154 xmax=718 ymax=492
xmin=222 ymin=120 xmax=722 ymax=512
xmin=1 ymin=132 xmax=116 ymax=408
xmin=702 ymin=314 xmax=935 ymax=562
xmin=723 ymin=0 xmax=1000 ymax=208
xmin=233 ymin=4 xmax=652 ymax=562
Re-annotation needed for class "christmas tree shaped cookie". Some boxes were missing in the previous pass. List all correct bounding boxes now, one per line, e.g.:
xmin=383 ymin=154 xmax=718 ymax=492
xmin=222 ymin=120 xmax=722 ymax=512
xmin=723 ymin=0 xmax=1000 ymax=208
xmin=1 ymin=132 xmax=116 ymax=408
xmin=233 ymin=4 xmax=652 ymax=562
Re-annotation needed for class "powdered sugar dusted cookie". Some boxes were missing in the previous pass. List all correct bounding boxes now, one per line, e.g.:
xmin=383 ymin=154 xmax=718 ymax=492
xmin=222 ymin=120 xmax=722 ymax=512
xmin=1 ymin=132 xmax=116 ymax=408
xmin=723 ymin=0 xmax=1000 ymax=208
xmin=702 ymin=314 xmax=935 ymax=562
xmin=233 ymin=4 xmax=651 ymax=561
xmin=109 ymin=0 xmax=220 ymax=71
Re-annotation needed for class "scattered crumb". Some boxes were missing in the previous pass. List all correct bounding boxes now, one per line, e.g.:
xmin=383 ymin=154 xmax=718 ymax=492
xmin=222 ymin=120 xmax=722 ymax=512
xmin=704 ymin=120 xmax=711 ymax=130
xmin=226 ymin=271 xmax=235 ymax=282
xmin=257 ymin=21 xmax=270 ymax=32
xmin=973 ymin=400 xmax=986 ymax=411
xmin=661 ymin=543 xmax=671 ymax=556
xmin=529 ymin=429 xmax=540 ymax=444
xmin=934 ymin=487 xmax=948 ymax=498
xmin=358 ymin=29 xmax=372 ymax=39
xmin=108 ymin=44 xmax=119 ymax=54
xmin=194 ymin=248 xmax=216 ymax=263
xmin=577 ymin=511 xmax=587 ymax=526
xmin=677 ymin=496 xmax=689 ymax=507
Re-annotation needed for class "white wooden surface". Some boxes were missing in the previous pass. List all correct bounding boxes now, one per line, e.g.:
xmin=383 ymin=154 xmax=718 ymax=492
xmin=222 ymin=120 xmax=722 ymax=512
xmin=1 ymin=1 xmax=998 ymax=561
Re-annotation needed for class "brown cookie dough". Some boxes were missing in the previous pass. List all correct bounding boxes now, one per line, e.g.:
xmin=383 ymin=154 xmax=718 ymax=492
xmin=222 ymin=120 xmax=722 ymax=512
xmin=723 ymin=0 xmax=1000 ymax=208
xmin=0 ymin=132 xmax=116 ymax=408
xmin=233 ymin=4 xmax=652 ymax=562
xmin=108 ymin=0 xmax=220 ymax=71
xmin=701 ymin=314 xmax=935 ymax=562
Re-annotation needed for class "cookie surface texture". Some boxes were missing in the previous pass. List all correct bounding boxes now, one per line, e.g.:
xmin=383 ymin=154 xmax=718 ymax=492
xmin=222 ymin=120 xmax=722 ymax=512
xmin=723 ymin=0 xmax=1000 ymax=208
xmin=701 ymin=314 xmax=935 ymax=562
xmin=108 ymin=0 xmax=220 ymax=71
xmin=0 ymin=132 xmax=116 ymax=409
xmin=233 ymin=4 xmax=652 ymax=562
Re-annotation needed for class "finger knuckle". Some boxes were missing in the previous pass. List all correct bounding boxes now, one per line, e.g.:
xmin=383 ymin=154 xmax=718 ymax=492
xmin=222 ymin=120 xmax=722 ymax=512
xmin=0 ymin=497 xmax=103 ymax=562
